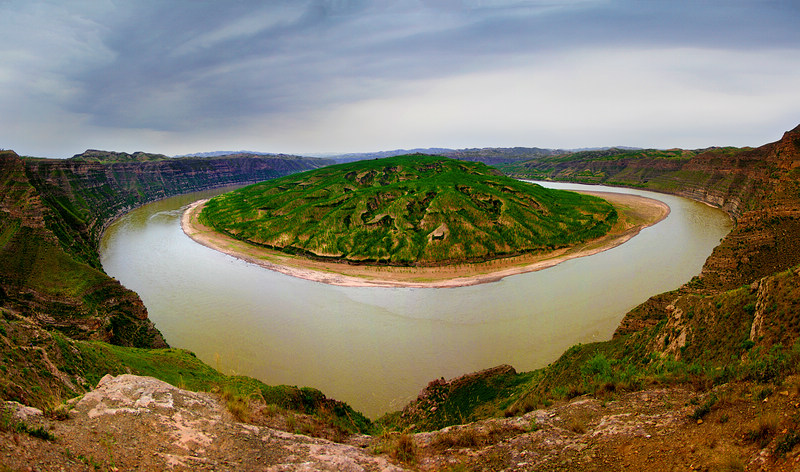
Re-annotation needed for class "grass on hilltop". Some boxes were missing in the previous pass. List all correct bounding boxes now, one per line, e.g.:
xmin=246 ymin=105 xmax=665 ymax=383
xmin=199 ymin=154 xmax=618 ymax=266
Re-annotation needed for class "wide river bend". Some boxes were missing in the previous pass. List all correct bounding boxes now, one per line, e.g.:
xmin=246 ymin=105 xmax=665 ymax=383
xmin=100 ymin=182 xmax=732 ymax=418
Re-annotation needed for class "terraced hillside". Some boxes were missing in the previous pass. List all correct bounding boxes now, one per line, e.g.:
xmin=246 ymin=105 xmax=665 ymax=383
xmin=199 ymin=155 xmax=618 ymax=266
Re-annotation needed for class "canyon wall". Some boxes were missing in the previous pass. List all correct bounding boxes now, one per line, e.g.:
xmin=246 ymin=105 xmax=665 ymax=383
xmin=0 ymin=150 xmax=323 ymax=348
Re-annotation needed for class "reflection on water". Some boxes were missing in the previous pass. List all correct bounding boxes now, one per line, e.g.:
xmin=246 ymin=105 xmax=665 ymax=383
xmin=100 ymin=183 xmax=732 ymax=418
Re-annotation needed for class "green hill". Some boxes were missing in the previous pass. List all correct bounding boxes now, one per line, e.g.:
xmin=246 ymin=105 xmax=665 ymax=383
xmin=198 ymin=154 xmax=618 ymax=266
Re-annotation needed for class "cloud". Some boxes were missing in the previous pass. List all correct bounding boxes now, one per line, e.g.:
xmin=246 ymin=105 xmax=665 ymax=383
xmin=256 ymin=47 xmax=800 ymax=151
xmin=0 ymin=0 xmax=799 ymax=156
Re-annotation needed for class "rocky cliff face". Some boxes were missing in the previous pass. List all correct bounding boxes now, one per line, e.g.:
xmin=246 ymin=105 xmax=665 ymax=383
xmin=25 ymin=151 xmax=326 ymax=267
xmin=614 ymin=126 xmax=800 ymax=337
xmin=0 ymin=151 xmax=162 ymax=349
xmin=0 ymin=150 xmax=323 ymax=351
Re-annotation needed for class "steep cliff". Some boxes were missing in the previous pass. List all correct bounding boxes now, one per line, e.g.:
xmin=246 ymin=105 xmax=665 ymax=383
xmin=0 ymin=151 xmax=160 ymax=349
xmin=24 ymin=151 xmax=325 ymax=269
xmin=0 ymin=150 xmax=323 ymax=352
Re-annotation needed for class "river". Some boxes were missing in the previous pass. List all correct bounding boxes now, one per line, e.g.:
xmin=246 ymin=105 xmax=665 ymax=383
xmin=99 ymin=182 xmax=732 ymax=418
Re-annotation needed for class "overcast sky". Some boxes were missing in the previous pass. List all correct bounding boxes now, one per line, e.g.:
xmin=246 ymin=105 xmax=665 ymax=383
xmin=1 ymin=1 xmax=799 ymax=158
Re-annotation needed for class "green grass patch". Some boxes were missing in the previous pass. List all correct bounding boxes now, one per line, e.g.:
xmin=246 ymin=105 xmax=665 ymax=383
xmin=76 ymin=342 xmax=372 ymax=434
xmin=0 ymin=406 xmax=56 ymax=441
xmin=200 ymin=154 xmax=617 ymax=266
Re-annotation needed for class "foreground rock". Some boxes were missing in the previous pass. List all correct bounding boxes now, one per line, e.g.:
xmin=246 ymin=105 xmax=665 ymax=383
xmin=0 ymin=375 xmax=406 ymax=471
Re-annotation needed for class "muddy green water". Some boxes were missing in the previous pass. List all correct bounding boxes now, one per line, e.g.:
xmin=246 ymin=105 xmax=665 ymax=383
xmin=100 ymin=182 xmax=732 ymax=418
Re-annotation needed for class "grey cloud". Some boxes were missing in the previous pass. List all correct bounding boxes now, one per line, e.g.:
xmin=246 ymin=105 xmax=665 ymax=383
xmin=3 ymin=0 xmax=799 ymax=148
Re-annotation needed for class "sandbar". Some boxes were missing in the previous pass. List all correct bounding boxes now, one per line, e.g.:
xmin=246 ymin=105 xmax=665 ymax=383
xmin=181 ymin=191 xmax=669 ymax=288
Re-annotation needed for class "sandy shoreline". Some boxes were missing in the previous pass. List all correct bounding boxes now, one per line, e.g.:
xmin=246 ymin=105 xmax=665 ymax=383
xmin=181 ymin=191 xmax=669 ymax=288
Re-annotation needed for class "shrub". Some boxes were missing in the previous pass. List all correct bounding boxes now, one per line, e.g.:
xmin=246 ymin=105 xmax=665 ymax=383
xmin=220 ymin=388 xmax=251 ymax=423
xmin=26 ymin=425 xmax=56 ymax=441
xmin=0 ymin=406 xmax=56 ymax=441
xmin=689 ymin=394 xmax=717 ymax=421
xmin=581 ymin=353 xmax=613 ymax=382
xmin=775 ymin=430 xmax=800 ymax=457
xmin=432 ymin=427 xmax=481 ymax=449
xmin=714 ymin=454 xmax=746 ymax=471
xmin=566 ymin=417 xmax=587 ymax=434
xmin=393 ymin=433 xmax=417 ymax=463
xmin=745 ymin=413 xmax=779 ymax=448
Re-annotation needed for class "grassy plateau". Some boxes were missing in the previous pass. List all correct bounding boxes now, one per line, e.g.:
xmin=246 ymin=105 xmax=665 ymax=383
xmin=198 ymin=154 xmax=618 ymax=267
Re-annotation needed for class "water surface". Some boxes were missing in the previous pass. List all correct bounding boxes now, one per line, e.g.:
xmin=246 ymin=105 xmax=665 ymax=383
xmin=100 ymin=182 xmax=732 ymax=418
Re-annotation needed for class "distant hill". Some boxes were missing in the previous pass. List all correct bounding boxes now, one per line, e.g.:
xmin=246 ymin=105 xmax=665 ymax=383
xmin=319 ymin=148 xmax=454 ymax=163
xmin=173 ymin=150 xmax=299 ymax=159
xmin=172 ymin=146 xmax=638 ymax=169
xmin=71 ymin=149 xmax=170 ymax=162
xmin=442 ymin=147 xmax=563 ymax=165
xmin=180 ymin=146 xmax=636 ymax=166
xmin=306 ymin=147 xmax=563 ymax=165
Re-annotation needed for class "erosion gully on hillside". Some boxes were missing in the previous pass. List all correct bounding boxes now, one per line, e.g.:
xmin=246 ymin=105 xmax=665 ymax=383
xmin=197 ymin=155 xmax=619 ymax=267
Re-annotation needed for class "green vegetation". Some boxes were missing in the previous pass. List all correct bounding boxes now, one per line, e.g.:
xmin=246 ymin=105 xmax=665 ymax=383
xmin=379 ymin=366 xmax=537 ymax=432
xmin=200 ymin=154 xmax=618 ymax=265
xmin=0 ymin=405 xmax=56 ymax=441
xmin=776 ymin=430 xmax=800 ymax=457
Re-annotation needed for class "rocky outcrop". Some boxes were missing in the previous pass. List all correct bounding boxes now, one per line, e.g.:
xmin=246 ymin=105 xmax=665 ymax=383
xmin=1 ymin=374 xmax=407 ymax=471
xmin=388 ymin=365 xmax=518 ymax=432
xmin=6 ymin=374 xmax=800 ymax=471
xmin=543 ymin=126 xmax=800 ymax=340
